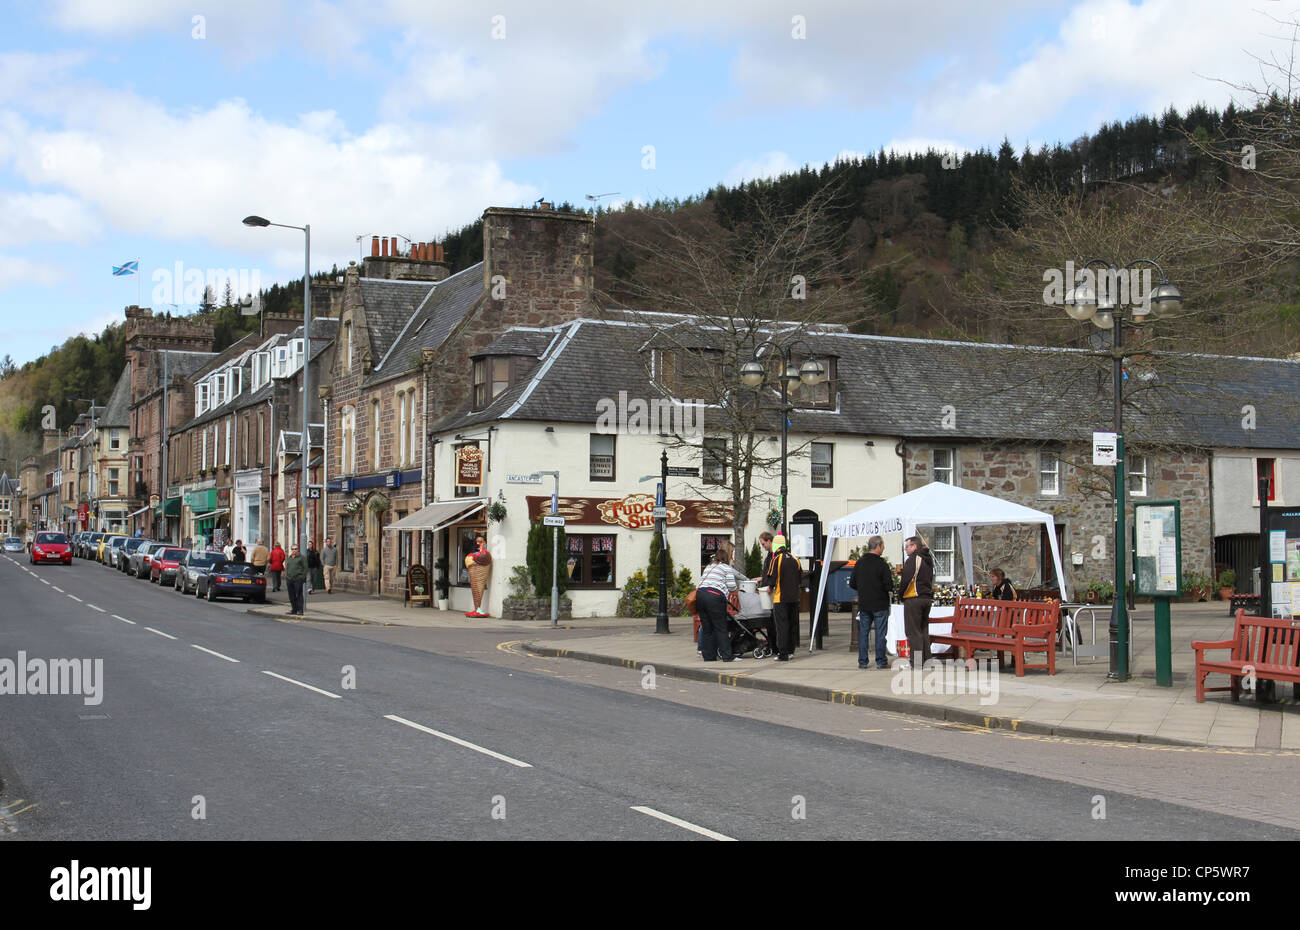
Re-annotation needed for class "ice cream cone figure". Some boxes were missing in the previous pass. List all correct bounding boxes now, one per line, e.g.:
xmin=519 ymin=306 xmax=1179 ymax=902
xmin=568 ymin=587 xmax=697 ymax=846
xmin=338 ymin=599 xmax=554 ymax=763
xmin=465 ymin=535 xmax=492 ymax=617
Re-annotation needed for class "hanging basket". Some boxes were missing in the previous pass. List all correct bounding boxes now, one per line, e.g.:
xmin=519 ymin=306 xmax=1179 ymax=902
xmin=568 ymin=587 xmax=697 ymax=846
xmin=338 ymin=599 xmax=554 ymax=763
xmin=368 ymin=495 xmax=390 ymax=514
xmin=487 ymin=501 xmax=508 ymax=523
xmin=766 ymin=508 xmax=781 ymax=528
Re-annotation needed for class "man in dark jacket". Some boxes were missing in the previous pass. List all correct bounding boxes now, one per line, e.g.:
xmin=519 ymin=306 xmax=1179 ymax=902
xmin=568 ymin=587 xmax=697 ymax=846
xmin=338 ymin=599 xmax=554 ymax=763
xmin=761 ymin=534 xmax=802 ymax=661
xmin=849 ymin=535 xmax=894 ymax=669
xmin=899 ymin=535 xmax=934 ymax=666
xmin=284 ymin=544 xmax=309 ymax=615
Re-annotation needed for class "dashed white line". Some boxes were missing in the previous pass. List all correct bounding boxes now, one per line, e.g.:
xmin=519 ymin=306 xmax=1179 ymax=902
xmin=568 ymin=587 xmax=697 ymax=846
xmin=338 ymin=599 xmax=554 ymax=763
xmin=144 ymin=627 xmax=177 ymax=640
xmin=111 ymin=615 xmax=136 ymax=625
xmin=630 ymin=806 xmax=735 ymax=841
xmin=51 ymin=586 xmax=63 ymax=593
xmin=66 ymin=595 xmax=82 ymax=602
xmin=40 ymin=579 xmax=50 ymax=585
xmin=383 ymin=714 xmax=532 ymax=768
xmin=262 ymin=670 xmax=341 ymax=699
xmin=191 ymin=644 xmax=239 ymax=663
xmin=87 ymin=604 xmax=106 ymax=613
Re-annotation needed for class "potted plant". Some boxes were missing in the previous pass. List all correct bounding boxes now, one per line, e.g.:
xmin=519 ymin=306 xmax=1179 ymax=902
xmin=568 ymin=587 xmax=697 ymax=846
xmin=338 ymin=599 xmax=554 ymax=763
xmin=368 ymin=494 xmax=390 ymax=514
xmin=433 ymin=556 xmax=450 ymax=610
xmin=486 ymin=499 xmax=507 ymax=523
xmin=1217 ymin=569 xmax=1236 ymax=601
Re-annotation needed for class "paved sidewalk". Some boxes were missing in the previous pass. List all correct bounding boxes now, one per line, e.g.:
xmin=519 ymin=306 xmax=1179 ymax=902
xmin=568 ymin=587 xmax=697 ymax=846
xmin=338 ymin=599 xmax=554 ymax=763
xmin=518 ymin=602 xmax=1300 ymax=750
xmin=244 ymin=594 xmax=1298 ymax=749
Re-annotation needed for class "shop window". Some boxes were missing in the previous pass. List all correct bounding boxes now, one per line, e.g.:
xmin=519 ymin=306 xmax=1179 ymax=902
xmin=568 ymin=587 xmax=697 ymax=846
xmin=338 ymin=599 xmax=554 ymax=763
xmin=590 ymin=434 xmax=616 ymax=481
xmin=456 ymin=527 xmax=487 ymax=585
xmin=566 ymin=534 xmax=616 ymax=588
xmin=811 ymin=442 xmax=833 ymax=488
xmin=398 ymin=522 xmax=410 ymax=576
xmin=341 ymin=517 xmax=355 ymax=572
xmin=700 ymin=534 xmax=730 ymax=573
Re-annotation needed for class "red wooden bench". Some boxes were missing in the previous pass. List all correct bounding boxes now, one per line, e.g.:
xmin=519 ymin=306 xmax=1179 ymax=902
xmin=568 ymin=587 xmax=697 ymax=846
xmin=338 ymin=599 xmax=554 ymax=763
xmin=930 ymin=597 xmax=1059 ymax=676
xmin=1192 ymin=609 xmax=1300 ymax=703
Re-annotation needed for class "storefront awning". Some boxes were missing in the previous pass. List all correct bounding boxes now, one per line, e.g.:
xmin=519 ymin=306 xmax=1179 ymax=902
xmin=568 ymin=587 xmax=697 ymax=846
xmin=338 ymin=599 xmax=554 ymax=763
xmin=128 ymin=504 xmax=151 ymax=517
xmin=192 ymin=508 xmax=229 ymax=522
xmin=385 ymin=498 xmax=486 ymax=533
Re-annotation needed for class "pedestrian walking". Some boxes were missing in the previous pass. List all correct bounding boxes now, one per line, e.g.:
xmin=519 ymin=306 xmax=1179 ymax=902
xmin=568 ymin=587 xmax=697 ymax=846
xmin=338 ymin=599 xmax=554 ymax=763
xmin=762 ymin=534 xmax=802 ymax=661
xmin=249 ymin=538 xmax=269 ymax=575
xmin=753 ymin=531 xmax=777 ymax=656
xmin=899 ymin=535 xmax=935 ymax=667
xmin=321 ymin=537 xmax=337 ymax=593
xmin=268 ymin=541 xmax=286 ymax=592
xmin=231 ymin=539 xmax=246 ymax=564
xmin=284 ymin=544 xmax=308 ymax=615
xmin=697 ymin=540 xmax=745 ymax=663
xmin=849 ymin=535 xmax=894 ymax=669
xmin=306 ymin=542 xmax=323 ymax=594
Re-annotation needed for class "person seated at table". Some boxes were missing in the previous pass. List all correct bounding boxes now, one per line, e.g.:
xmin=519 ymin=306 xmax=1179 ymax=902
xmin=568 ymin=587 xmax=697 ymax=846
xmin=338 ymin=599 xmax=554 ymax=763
xmin=989 ymin=568 xmax=1017 ymax=601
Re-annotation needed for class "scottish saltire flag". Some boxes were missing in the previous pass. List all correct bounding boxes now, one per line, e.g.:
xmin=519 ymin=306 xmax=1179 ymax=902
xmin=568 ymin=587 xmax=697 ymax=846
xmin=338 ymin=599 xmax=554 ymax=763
xmin=112 ymin=261 xmax=138 ymax=276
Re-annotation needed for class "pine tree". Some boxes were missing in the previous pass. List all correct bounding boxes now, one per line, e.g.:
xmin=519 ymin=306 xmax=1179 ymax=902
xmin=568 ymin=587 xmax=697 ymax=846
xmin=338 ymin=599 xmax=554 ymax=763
xmin=526 ymin=519 xmax=568 ymax=598
xmin=200 ymin=285 xmax=216 ymax=315
xmin=222 ymin=280 xmax=235 ymax=308
xmin=646 ymin=532 xmax=675 ymax=595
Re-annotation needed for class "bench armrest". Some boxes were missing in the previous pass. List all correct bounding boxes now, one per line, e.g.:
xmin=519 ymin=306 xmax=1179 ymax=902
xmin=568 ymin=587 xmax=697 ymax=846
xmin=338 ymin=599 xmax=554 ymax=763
xmin=1013 ymin=622 xmax=1056 ymax=640
xmin=1190 ymin=638 xmax=1236 ymax=656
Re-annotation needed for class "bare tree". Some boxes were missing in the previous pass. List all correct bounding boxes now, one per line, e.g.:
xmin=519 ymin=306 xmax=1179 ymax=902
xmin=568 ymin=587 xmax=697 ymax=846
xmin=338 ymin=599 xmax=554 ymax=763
xmin=594 ymin=186 xmax=867 ymax=568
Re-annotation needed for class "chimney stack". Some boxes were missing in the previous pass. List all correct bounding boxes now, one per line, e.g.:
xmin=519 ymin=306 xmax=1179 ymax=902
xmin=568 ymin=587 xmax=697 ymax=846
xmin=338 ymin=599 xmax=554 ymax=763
xmin=371 ymin=236 xmax=380 ymax=257
xmin=381 ymin=237 xmax=389 ymax=257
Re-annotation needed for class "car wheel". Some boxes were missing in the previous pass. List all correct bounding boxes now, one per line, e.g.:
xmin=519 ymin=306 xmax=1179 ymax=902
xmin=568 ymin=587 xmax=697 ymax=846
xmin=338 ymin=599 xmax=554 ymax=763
xmin=207 ymin=586 xmax=216 ymax=602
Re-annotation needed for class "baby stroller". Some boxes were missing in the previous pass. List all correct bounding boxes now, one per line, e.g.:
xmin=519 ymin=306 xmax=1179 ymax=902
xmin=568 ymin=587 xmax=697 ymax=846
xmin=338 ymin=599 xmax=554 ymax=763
xmin=729 ymin=613 xmax=774 ymax=658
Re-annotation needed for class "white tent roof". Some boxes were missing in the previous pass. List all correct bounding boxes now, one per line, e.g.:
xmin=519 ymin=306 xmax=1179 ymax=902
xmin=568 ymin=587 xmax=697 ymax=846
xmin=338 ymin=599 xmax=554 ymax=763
xmin=828 ymin=481 xmax=1062 ymax=540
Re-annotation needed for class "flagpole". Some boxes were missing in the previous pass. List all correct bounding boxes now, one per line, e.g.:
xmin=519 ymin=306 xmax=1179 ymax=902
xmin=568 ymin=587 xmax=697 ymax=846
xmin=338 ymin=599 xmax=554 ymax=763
xmin=137 ymin=256 xmax=141 ymax=308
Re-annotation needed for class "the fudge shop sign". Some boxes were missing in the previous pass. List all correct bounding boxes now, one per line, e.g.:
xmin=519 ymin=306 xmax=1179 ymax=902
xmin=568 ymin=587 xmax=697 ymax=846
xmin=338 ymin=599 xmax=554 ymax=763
xmin=597 ymin=494 xmax=685 ymax=530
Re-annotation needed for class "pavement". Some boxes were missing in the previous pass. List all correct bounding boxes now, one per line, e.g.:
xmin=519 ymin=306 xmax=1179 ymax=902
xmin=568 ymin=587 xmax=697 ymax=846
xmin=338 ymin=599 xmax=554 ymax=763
xmin=246 ymin=594 xmax=1300 ymax=750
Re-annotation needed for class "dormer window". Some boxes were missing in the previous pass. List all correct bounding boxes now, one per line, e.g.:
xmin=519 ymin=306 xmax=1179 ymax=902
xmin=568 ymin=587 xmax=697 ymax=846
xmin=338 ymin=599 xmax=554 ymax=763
xmin=196 ymin=381 xmax=210 ymax=414
xmin=213 ymin=372 xmax=226 ymax=407
xmin=274 ymin=347 xmax=289 ymax=378
xmin=472 ymin=357 xmax=513 ymax=408
xmin=229 ymin=368 xmax=241 ymax=399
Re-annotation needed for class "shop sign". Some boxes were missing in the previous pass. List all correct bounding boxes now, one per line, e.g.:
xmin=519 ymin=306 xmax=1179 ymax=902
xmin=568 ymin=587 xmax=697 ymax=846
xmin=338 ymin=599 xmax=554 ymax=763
xmin=149 ymin=495 xmax=161 ymax=508
xmin=456 ymin=447 xmax=484 ymax=487
xmin=526 ymin=494 xmax=734 ymax=530
xmin=217 ymin=487 xmax=231 ymax=508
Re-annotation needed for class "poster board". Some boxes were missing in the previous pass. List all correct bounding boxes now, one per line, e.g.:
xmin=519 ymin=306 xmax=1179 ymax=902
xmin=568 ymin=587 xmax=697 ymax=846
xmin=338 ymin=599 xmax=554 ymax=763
xmin=406 ymin=563 xmax=431 ymax=607
xmin=1264 ymin=508 xmax=1300 ymax=618
xmin=1133 ymin=500 xmax=1181 ymax=597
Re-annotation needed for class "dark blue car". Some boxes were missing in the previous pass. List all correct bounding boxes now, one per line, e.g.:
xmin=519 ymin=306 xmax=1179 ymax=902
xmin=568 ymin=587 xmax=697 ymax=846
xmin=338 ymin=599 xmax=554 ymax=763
xmin=198 ymin=562 xmax=267 ymax=603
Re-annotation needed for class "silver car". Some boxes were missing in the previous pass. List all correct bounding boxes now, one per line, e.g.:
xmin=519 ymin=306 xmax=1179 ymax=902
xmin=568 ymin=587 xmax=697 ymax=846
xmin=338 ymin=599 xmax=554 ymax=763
xmin=3 ymin=537 xmax=23 ymax=553
xmin=128 ymin=540 xmax=162 ymax=578
xmin=176 ymin=550 xmax=227 ymax=595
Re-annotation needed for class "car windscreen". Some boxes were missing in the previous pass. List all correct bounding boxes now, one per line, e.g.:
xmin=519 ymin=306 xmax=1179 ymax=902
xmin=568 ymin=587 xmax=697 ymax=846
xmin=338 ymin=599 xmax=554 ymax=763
xmin=35 ymin=533 xmax=68 ymax=544
xmin=124 ymin=538 xmax=146 ymax=551
xmin=187 ymin=554 xmax=225 ymax=569
xmin=4 ymin=537 xmax=20 ymax=544
xmin=160 ymin=549 xmax=189 ymax=562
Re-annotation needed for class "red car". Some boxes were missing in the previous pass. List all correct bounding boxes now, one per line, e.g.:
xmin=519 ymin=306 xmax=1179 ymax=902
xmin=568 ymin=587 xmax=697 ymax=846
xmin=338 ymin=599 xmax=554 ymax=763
xmin=30 ymin=531 xmax=72 ymax=565
xmin=150 ymin=548 xmax=189 ymax=586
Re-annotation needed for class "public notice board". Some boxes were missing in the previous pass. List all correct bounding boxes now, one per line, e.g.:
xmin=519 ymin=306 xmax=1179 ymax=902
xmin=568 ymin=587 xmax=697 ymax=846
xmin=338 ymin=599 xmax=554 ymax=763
xmin=1264 ymin=507 xmax=1300 ymax=618
xmin=1134 ymin=500 xmax=1181 ymax=597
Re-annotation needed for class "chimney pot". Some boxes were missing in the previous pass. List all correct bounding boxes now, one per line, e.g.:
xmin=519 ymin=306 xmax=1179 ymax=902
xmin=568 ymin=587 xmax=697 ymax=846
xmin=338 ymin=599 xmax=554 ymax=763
xmin=435 ymin=243 xmax=444 ymax=262
xmin=370 ymin=236 xmax=380 ymax=257
xmin=381 ymin=237 xmax=389 ymax=257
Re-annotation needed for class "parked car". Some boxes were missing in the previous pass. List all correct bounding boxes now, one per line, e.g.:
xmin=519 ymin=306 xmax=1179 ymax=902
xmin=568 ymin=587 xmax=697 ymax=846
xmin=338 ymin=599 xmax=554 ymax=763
xmin=103 ymin=535 xmax=128 ymax=565
xmin=150 ymin=547 xmax=189 ymax=586
xmin=78 ymin=532 xmax=102 ymax=559
xmin=116 ymin=537 xmax=145 ymax=570
xmin=129 ymin=540 xmax=165 ymax=578
xmin=198 ymin=561 xmax=267 ymax=603
xmin=175 ymin=550 xmax=226 ymax=595
xmin=3 ymin=536 xmax=24 ymax=553
xmin=30 ymin=531 xmax=72 ymax=565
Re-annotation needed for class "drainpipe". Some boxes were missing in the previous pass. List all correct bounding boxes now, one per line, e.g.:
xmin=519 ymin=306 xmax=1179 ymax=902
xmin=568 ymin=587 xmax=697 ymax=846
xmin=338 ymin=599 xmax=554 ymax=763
xmin=322 ymin=395 xmax=330 ymax=549
xmin=267 ymin=399 xmax=275 ymax=546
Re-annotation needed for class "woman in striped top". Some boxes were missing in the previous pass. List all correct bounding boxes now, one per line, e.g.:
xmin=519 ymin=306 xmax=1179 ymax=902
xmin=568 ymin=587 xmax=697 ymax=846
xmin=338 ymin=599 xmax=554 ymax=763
xmin=698 ymin=540 xmax=745 ymax=662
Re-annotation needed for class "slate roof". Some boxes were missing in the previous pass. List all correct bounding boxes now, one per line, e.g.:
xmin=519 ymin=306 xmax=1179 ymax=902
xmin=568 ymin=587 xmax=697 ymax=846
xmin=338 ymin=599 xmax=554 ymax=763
xmin=101 ymin=366 xmax=133 ymax=428
xmin=365 ymin=262 xmax=484 ymax=386
xmin=281 ymin=426 xmax=324 ymax=455
xmin=430 ymin=315 xmax=1300 ymax=451
xmin=0 ymin=473 xmax=18 ymax=496
xmin=359 ymin=277 xmax=440 ymax=367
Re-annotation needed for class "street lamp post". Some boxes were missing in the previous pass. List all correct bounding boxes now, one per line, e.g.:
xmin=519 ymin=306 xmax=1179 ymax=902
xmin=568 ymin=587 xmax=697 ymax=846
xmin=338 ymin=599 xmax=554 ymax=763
xmin=244 ymin=216 xmax=311 ymax=593
xmin=72 ymin=397 xmax=97 ymax=531
xmin=1064 ymin=259 xmax=1183 ymax=682
xmin=739 ymin=341 xmax=827 ymax=537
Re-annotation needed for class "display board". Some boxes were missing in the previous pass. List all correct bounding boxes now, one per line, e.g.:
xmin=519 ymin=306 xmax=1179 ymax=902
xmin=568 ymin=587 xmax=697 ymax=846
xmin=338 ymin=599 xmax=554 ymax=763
xmin=1264 ymin=508 xmax=1300 ymax=618
xmin=1133 ymin=500 xmax=1181 ymax=597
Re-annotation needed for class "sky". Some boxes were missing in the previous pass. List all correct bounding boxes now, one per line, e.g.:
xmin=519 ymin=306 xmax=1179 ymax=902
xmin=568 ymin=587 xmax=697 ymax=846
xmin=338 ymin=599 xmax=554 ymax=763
xmin=0 ymin=0 xmax=1289 ymax=367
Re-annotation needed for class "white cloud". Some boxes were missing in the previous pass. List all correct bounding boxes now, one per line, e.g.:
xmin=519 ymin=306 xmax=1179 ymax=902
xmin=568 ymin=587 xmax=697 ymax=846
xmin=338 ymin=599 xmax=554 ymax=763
xmin=0 ymin=254 xmax=65 ymax=289
xmin=725 ymin=151 xmax=799 ymax=185
xmin=0 ymin=191 xmax=103 ymax=247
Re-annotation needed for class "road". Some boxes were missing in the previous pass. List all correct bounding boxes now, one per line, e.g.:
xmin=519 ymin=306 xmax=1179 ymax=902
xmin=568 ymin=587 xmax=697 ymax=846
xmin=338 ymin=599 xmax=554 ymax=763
xmin=2 ymin=553 xmax=1297 ymax=841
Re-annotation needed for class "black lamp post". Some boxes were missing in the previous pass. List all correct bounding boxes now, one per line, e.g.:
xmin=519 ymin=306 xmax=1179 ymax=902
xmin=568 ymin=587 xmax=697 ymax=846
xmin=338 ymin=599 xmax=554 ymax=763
xmin=1064 ymin=259 xmax=1183 ymax=681
xmin=739 ymin=341 xmax=827 ymax=537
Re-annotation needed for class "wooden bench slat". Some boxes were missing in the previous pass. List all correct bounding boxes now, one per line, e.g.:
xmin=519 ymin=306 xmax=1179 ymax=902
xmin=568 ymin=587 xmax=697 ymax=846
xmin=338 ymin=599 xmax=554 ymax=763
xmin=1194 ymin=609 xmax=1300 ymax=702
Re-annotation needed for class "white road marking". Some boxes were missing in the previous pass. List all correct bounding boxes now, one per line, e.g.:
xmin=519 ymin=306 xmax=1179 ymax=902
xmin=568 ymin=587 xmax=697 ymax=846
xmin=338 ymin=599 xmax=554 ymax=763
xmin=111 ymin=615 xmax=136 ymax=625
xmin=630 ymin=806 xmax=736 ymax=841
xmin=87 ymin=604 xmax=106 ymax=613
xmin=40 ymin=579 xmax=50 ymax=585
xmin=66 ymin=595 xmax=82 ymax=602
xmin=191 ymin=644 xmax=239 ymax=663
xmin=383 ymin=714 xmax=532 ymax=768
xmin=262 ymin=670 xmax=341 ymax=699
xmin=51 ymin=586 xmax=63 ymax=593
xmin=144 ymin=627 xmax=177 ymax=640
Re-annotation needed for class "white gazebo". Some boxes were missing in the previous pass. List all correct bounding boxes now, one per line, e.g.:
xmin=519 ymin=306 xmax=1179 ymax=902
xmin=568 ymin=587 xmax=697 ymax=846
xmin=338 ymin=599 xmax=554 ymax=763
xmin=811 ymin=482 xmax=1070 ymax=644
